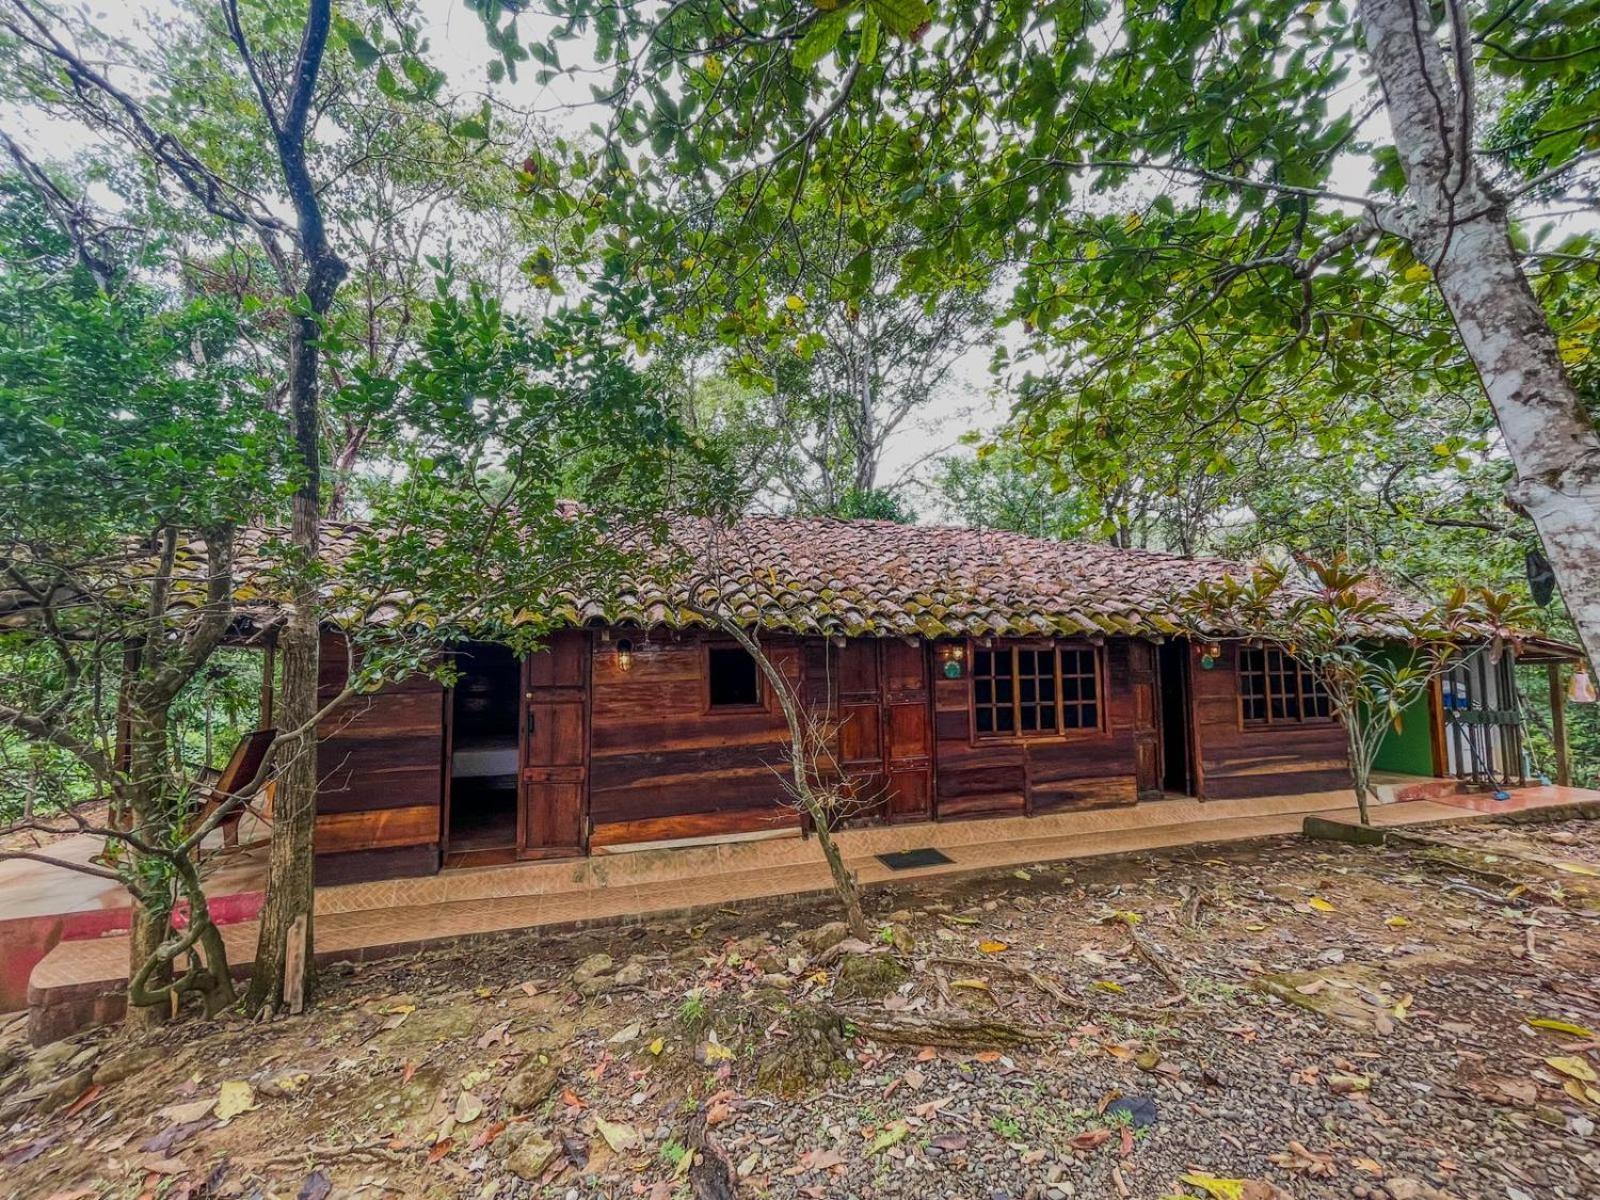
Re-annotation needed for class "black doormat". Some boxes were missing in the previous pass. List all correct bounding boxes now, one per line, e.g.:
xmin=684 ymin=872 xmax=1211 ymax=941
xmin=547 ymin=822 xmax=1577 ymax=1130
xmin=876 ymin=847 xmax=953 ymax=870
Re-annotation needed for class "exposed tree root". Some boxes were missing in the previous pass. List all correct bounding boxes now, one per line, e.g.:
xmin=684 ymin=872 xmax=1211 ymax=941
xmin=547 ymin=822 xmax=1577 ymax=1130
xmin=928 ymin=955 xmax=1191 ymax=1021
xmin=684 ymin=1111 xmax=739 ymax=1200
xmin=828 ymin=1005 xmax=1038 ymax=1049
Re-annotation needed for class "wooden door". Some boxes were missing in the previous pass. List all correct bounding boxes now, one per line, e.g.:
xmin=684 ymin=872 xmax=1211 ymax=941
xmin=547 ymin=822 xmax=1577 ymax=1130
xmin=835 ymin=641 xmax=886 ymax=821
xmin=1129 ymin=640 xmax=1161 ymax=799
xmin=520 ymin=630 xmax=589 ymax=858
xmin=835 ymin=640 xmax=933 ymax=824
xmin=881 ymin=640 xmax=933 ymax=822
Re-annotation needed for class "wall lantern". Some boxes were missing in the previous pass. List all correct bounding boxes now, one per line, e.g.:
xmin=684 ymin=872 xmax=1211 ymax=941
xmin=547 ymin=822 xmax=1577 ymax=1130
xmin=938 ymin=642 xmax=966 ymax=679
xmin=616 ymin=638 xmax=635 ymax=671
xmin=1199 ymin=641 xmax=1222 ymax=670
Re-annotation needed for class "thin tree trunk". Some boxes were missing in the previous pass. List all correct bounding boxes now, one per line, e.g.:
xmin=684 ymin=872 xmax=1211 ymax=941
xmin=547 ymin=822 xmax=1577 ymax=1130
xmin=1361 ymin=0 xmax=1600 ymax=669
xmin=121 ymin=698 xmax=171 ymax=1031
xmin=247 ymin=313 xmax=323 ymax=1014
xmin=243 ymin=0 xmax=344 ymax=1015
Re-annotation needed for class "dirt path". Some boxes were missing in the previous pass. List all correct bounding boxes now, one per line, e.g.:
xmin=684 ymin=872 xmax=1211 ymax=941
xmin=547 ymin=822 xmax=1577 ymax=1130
xmin=3 ymin=822 xmax=1598 ymax=1199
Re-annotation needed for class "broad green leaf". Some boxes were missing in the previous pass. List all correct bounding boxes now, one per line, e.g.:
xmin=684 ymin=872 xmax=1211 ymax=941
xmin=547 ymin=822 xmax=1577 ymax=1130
xmin=793 ymin=7 xmax=854 ymax=69
xmin=868 ymin=0 xmax=932 ymax=37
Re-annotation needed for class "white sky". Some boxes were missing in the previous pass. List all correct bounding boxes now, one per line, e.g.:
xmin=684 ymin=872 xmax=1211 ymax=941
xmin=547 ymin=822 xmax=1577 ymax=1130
xmin=8 ymin=1 xmax=1002 ymax=509
xmin=31 ymin=3 xmax=1576 ymax=521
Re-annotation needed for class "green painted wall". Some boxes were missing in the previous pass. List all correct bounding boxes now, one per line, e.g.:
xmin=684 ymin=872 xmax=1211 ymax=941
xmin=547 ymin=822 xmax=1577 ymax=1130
xmin=1372 ymin=647 xmax=1438 ymax=777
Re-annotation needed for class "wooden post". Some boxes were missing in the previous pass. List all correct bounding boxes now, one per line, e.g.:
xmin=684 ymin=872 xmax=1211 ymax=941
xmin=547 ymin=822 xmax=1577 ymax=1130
xmin=284 ymin=912 xmax=308 ymax=1015
xmin=1547 ymin=661 xmax=1571 ymax=788
xmin=260 ymin=637 xmax=276 ymax=729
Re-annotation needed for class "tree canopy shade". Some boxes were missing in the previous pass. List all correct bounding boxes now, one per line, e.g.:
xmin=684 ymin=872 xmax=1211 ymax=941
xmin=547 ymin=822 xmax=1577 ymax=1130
xmin=0 ymin=175 xmax=279 ymax=1019
xmin=485 ymin=0 xmax=1600 ymax=664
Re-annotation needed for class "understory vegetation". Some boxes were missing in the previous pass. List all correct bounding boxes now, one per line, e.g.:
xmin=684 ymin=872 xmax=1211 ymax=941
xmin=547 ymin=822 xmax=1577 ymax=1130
xmin=0 ymin=0 xmax=1596 ymax=1111
xmin=3 ymin=825 xmax=1599 ymax=1198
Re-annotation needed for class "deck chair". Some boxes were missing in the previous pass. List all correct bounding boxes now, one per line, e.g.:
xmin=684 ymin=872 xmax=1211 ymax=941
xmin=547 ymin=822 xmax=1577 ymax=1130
xmin=192 ymin=728 xmax=276 ymax=852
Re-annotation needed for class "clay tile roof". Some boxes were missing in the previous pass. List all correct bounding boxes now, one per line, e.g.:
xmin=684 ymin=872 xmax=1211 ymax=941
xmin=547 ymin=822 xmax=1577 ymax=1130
xmin=514 ymin=513 xmax=1247 ymax=639
xmin=173 ymin=513 xmax=1240 ymax=639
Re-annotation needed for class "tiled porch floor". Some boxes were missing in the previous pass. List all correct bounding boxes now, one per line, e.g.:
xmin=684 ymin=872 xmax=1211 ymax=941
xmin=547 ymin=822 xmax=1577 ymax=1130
xmin=26 ymin=777 xmax=1595 ymax=1041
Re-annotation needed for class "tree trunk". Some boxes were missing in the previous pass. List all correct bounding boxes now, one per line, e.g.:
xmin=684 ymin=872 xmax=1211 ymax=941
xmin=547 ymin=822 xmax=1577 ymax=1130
xmin=124 ymin=899 xmax=171 ymax=1032
xmin=813 ymin=820 xmax=869 ymax=940
xmin=246 ymin=312 xmax=323 ymax=1015
xmin=121 ymin=696 xmax=173 ymax=1030
xmin=1360 ymin=0 xmax=1600 ymax=670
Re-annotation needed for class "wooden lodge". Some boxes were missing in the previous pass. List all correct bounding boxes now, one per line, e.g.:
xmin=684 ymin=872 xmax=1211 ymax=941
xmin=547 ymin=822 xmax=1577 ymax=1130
xmin=252 ymin=516 xmax=1576 ymax=885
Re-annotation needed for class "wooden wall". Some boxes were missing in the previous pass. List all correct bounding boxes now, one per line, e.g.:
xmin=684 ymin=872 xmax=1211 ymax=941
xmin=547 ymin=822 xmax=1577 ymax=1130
xmin=299 ymin=629 xmax=1356 ymax=881
xmin=314 ymin=632 xmax=444 ymax=883
xmin=1190 ymin=642 xmax=1349 ymax=799
xmin=586 ymin=634 xmax=804 ymax=847
xmin=930 ymin=638 xmax=1142 ymax=818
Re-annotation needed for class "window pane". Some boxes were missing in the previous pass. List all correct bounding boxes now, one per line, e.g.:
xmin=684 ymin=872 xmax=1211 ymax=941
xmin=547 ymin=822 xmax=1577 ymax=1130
xmin=976 ymin=706 xmax=993 ymax=733
xmin=993 ymin=705 xmax=1015 ymax=732
xmin=708 ymin=646 xmax=760 ymax=707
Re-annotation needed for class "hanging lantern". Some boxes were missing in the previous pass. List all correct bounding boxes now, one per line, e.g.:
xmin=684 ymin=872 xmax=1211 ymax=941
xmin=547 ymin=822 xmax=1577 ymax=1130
xmin=938 ymin=642 xmax=966 ymax=679
xmin=1569 ymin=669 xmax=1596 ymax=704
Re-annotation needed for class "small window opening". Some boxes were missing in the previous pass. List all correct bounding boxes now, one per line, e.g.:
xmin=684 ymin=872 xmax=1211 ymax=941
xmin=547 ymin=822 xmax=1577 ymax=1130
xmin=708 ymin=645 xmax=761 ymax=707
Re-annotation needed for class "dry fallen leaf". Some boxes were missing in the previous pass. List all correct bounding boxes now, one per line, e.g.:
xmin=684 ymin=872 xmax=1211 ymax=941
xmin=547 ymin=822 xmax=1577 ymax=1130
xmin=1308 ymin=897 xmax=1337 ymax=913
xmin=454 ymin=1091 xmax=484 ymax=1124
xmin=213 ymin=1080 xmax=257 ymax=1124
xmin=595 ymin=1116 xmax=642 ymax=1153
xmin=1528 ymin=1017 xmax=1596 ymax=1039
xmin=978 ymin=940 xmax=1010 ymax=954
xmin=1547 ymin=1055 xmax=1599 ymax=1084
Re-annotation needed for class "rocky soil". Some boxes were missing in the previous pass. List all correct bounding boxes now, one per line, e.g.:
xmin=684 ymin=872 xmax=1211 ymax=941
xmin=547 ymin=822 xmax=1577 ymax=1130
xmin=3 ymin=818 xmax=1599 ymax=1200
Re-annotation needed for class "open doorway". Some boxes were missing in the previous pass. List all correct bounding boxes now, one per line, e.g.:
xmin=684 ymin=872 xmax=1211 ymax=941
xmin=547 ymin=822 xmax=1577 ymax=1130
xmin=1157 ymin=640 xmax=1195 ymax=796
xmin=447 ymin=642 xmax=521 ymax=861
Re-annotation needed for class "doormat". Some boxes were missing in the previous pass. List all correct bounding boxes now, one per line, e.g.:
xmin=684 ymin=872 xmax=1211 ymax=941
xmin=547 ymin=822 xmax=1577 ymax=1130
xmin=876 ymin=847 xmax=954 ymax=871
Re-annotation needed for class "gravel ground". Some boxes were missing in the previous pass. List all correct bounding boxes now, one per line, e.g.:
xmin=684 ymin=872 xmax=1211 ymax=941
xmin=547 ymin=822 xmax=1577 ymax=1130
xmin=3 ymin=819 xmax=1599 ymax=1200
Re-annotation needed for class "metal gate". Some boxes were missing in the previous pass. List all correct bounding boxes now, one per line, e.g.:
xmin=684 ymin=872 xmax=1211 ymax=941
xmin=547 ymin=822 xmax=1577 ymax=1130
xmin=1440 ymin=648 xmax=1526 ymax=788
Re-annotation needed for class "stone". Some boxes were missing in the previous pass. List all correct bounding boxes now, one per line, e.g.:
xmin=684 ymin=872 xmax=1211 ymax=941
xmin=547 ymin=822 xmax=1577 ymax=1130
xmin=23 ymin=1039 xmax=80 ymax=1084
xmin=611 ymin=961 xmax=647 ymax=988
xmin=797 ymin=921 xmax=850 ymax=954
xmin=885 ymin=923 xmax=915 ymax=954
xmin=832 ymin=953 xmax=910 ymax=1002
xmin=504 ymin=1058 xmax=561 ymax=1112
xmin=505 ymin=1133 xmax=560 ymax=1180
xmin=94 ymin=1045 xmax=164 ymax=1087
xmin=760 ymin=974 xmax=794 ymax=989
xmin=36 ymin=1066 xmax=94 ymax=1114
xmin=571 ymin=953 xmax=615 ymax=985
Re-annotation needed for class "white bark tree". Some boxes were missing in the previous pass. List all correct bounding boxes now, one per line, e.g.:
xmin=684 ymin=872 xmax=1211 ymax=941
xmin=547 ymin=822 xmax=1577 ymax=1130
xmin=1359 ymin=0 xmax=1600 ymax=668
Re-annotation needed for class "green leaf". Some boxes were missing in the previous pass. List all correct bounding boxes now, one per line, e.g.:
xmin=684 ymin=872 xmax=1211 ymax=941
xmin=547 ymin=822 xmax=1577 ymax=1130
xmin=867 ymin=0 xmax=932 ymax=38
xmin=793 ymin=7 xmax=853 ymax=70
xmin=341 ymin=31 xmax=381 ymax=71
xmin=859 ymin=9 xmax=881 ymax=65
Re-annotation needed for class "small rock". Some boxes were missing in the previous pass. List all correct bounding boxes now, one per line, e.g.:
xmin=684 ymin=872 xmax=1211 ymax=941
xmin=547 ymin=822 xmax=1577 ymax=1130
xmin=797 ymin=921 xmax=850 ymax=954
xmin=760 ymin=973 xmax=793 ymax=989
xmin=36 ymin=1066 xmax=94 ymax=1114
xmin=505 ymin=1133 xmax=559 ymax=1180
xmin=611 ymin=961 xmax=647 ymax=988
xmin=504 ymin=1059 xmax=561 ymax=1112
xmin=23 ymin=1040 xmax=79 ymax=1084
xmin=94 ymin=1045 xmax=164 ymax=1086
xmin=571 ymin=953 xmax=614 ymax=986
xmin=833 ymin=953 xmax=909 ymax=1002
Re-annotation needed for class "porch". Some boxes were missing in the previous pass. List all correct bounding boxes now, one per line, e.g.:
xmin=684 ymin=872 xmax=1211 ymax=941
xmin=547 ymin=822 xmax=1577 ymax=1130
xmin=20 ymin=775 xmax=1596 ymax=1042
